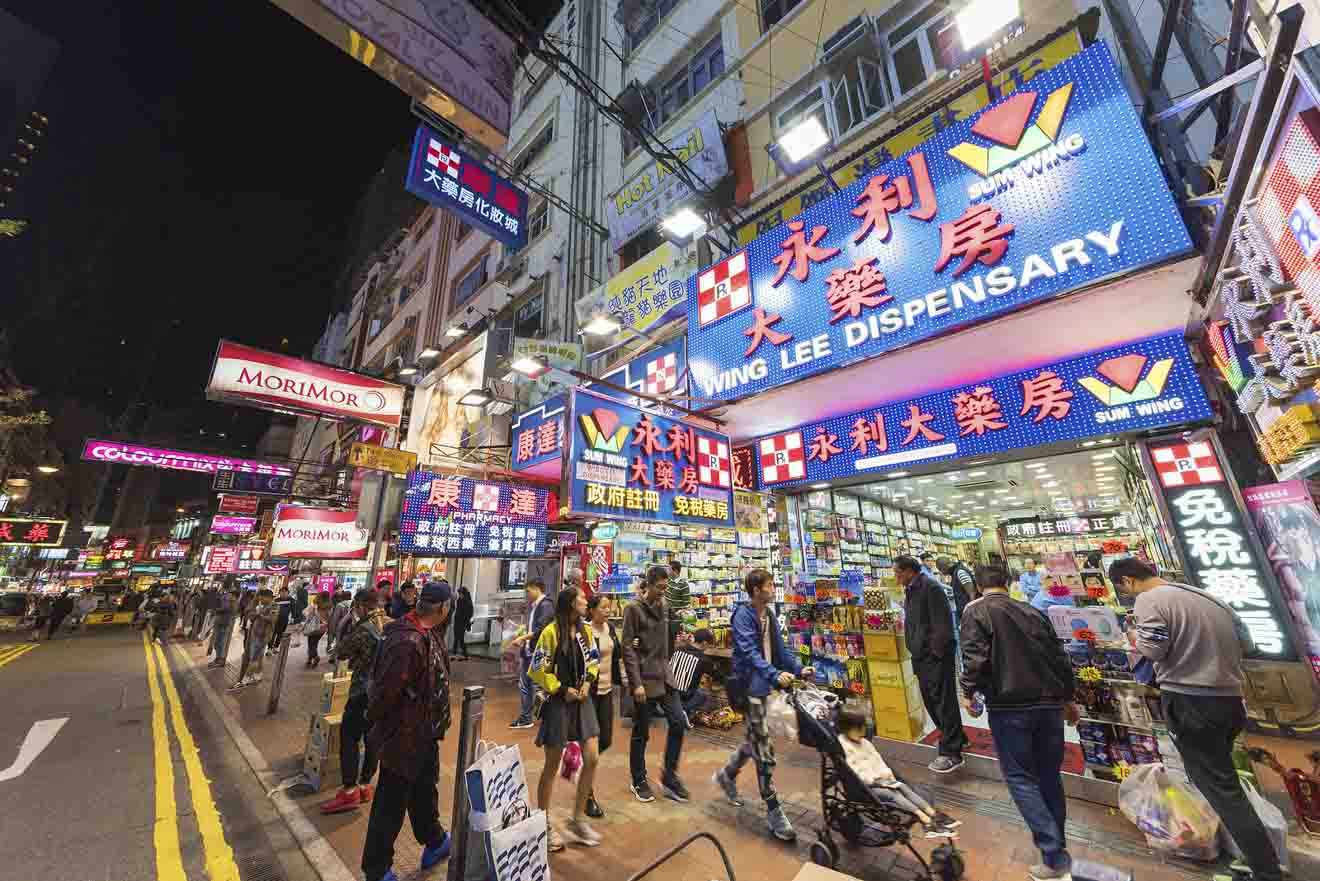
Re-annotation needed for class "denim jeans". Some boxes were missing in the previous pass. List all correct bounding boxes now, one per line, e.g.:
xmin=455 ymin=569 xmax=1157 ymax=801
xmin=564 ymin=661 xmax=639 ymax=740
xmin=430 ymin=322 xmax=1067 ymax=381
xmin=988 ymin=708 xmax=1069 ymax=871
xmin=211 ymin=618 xmax=234 ymax=660
xmin=630 ymin=688 xmax=685 ymax=785
xmin=515 ymin=653 xmax=535 ymax=724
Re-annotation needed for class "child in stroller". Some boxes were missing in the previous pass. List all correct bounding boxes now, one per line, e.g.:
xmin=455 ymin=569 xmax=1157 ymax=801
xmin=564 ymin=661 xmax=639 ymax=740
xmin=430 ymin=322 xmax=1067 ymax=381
xmin=837 ymin=709 xmax=960 ymax=838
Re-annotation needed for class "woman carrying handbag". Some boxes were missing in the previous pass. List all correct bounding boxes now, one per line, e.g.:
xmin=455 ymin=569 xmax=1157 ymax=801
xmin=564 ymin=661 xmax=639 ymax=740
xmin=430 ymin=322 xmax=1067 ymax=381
xmin=304 ymin=594 xmax=330 ymax=668
xmin=584 ymin=593 xmax=622 ymax=819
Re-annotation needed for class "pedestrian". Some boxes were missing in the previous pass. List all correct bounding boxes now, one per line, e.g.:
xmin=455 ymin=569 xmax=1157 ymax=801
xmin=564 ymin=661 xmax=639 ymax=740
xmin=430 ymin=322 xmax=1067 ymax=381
xmin=269 ymin=585 xmax=294 ymax=653
xmin=231 ymin=589 xmax=276 ymax=689
xmin=837 ymin=709 xmax=960 ymax=837
xmin=622 ymin=565 xmax=690 ymax=804
xmin=1018 ymin=559 xmax=1044 ymax=605
xmin=959 ymin=564 xmax=1080 ymax=881
xmin=238 ymin=587 xmax=253 ymax=635
xmin=938 ymin=555 xmax=979 ymax=604
xmin=29 ymin=592 xmax=51 ymax=642
xmin=321 ymin=589 xmax=385 ymax=814
xmin=360 ymin=581 xmax=453 ymax=881
xmin=451 ymin=585 xmax=473 ymax=660
xmin=664 ymin=559 xmax=689 ymax=656
xmin=1108 ymin=557 xmax=1282 ymax=881
xmin=303 ymin=593 xmax=330 ymax=668
xmin=208 ymin=586 xmax=239 ymax=669
xmin=293 ymin=578 xmax=309 ymax=626
xmin=713 ymin=568 xmax=813 ymax=842
xmin=894 ymin=555 xmax=968 ymax=773
xmin=674 ymin=628 xmax=717 ymax=723
xmin=529 ymin=585 xmax=601 ymax=850
xmin=584 ymin=592 xmax=620 ymax=819
xmin=327 ymin=588 xmax=353 ymax=657
xmin=74 ymin=591 xmax=98 ymax=632
xmin=388 ymin=581 xmax=417 ymax=620
xmin=510 ymin=578 xmax=555 ymax=730
xmin=48 ymin=591 xmax=75 ymax=640
xmin=150 ymin=592 xmax=177 ymax=644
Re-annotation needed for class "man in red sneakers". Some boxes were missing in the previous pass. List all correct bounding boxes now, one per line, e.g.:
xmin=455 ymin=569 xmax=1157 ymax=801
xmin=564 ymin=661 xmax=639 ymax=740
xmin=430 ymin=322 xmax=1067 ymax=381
xmin=320 ymin=589 xmax=386 ymax=814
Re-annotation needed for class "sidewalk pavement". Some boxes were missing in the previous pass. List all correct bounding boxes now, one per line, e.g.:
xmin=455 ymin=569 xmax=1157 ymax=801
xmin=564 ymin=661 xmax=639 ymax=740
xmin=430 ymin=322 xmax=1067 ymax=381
xmin=176 ymin=631 xmax=1266 ymax=881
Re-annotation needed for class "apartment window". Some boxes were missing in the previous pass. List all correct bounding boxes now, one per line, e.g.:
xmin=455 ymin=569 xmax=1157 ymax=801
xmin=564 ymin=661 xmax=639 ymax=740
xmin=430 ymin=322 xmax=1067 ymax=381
xmin=529 ymin=201 xmax=550 ymax=241
xmin=625 ymin=0 xmax=676 ymax=53
xmin=619 ymin=227 xmax=663 ymax=270
xmin=760 ymin=0 xmax=804 ymax=31
xmin=515 ymin=291 xmax=545 ymax=338
xmin=885 ymin=2 xmax=952 ymax=100
xmin=772 ymin=25 xmax=888 ymax=160
xmin=513 ymin=123 xmax=554 ymax=176
xmin=399 ymin=254 xmax=428 ymax=304
xmin=623 ymin=35 xmax=725 ymax=156
xmin=452 ymin=257 xmax=488 ymax=311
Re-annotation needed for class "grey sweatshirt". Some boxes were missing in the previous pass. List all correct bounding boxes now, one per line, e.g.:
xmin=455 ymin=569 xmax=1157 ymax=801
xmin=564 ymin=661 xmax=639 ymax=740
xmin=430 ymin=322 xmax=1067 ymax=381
xmin=1133 ymin=581 xmax=1255 ymax=696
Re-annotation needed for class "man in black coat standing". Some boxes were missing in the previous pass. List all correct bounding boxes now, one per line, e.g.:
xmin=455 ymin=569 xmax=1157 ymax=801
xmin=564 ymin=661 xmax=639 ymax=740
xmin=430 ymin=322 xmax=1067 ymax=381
xmin=895 ymin=555 xmax=967 ymax=773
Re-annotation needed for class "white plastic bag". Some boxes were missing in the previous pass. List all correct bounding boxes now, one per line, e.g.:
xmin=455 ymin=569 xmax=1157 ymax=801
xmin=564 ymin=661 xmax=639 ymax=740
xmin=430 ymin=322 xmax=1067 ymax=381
xmin=1222 ymin=781 xmax=1290 ymax=873
xmin=1118 ymin=763 xmax=1221 ymax=860
xmin=765 ymin=690 xmax=797 ymax=740
xmin=464 ymin=741 xmax=530 ymax=833
xmin=490 ymin=808 xmax=549 ymax=881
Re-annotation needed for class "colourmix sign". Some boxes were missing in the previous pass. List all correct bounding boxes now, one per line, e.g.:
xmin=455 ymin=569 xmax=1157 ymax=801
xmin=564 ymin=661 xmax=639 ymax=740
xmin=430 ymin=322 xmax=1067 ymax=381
xmin=686 ymin=41 xmax=1193 ymax=403
xmin=207 ymin=340 xmax=406 ymax=428
xmin=83 ymin=439 xmax=292 ymax=476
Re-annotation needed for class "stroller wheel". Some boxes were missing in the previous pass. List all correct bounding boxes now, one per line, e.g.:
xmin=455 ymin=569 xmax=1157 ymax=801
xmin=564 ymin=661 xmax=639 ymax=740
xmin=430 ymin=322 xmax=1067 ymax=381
xmin=809 ymin=842 xmax=834 ymax=869
xmin=929 ymin=843 xmax=965 ymax=881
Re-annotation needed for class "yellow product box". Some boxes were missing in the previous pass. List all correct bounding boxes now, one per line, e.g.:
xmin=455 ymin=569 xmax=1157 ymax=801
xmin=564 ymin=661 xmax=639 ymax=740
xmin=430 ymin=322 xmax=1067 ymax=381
xmin=869 ymin=681 xmax=922 ymax=719
xmin=307 ymin=712 xmax=342 ymax=758
xmin=863 ymin=632 xmax=910 ymax=662
xmin=873 ymin=709 xmax=926 ymax=742
xmin=866 ymin=659 xmax=914 ymax=689
xmin=319 ymin=674 xmax=351 ymax=715
xmin=302 ymin=744 xmax=341 ymax=791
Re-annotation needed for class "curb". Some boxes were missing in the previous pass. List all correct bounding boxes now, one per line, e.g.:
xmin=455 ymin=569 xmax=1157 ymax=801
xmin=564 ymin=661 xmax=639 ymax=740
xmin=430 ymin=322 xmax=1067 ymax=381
xmin=170 ymin=640 xmax=359 ymax=881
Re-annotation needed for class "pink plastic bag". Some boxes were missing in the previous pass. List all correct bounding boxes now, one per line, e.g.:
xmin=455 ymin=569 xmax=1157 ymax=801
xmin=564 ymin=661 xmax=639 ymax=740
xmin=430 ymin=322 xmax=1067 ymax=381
xmin=558 ymin=741 xmax=582 ymax=782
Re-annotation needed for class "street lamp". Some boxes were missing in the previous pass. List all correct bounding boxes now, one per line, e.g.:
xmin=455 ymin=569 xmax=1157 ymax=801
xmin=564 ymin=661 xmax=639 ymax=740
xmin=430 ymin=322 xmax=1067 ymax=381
xmin=399 ymin=364 xmax=419 ymax=376
xmin=418 ymin=346 xmax=441 ymax=359
xmin=956 ymin=0 xmax=1021 ymax=51
xmin=510 ymin=355 xmax=548 ymax=378
xmin=457 ymin=388 xmax=491 ymax=407
xmin=767 ymin=114 xmax=838 ymax=189
xmin=659 ymin=206 xmax=707 ymax=245
xmin=582 ymin=315 xmax=620 ymax=336
xmin=445 ymin=324 xmax=468 ymax=338
xmin=36 ymin=465 xmax=59 ymax=474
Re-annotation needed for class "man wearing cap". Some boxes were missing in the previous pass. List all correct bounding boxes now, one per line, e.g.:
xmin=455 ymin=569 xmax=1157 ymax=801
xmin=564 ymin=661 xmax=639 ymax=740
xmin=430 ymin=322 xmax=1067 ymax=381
xmin=362 ymin=581 xmax=454 ymax=881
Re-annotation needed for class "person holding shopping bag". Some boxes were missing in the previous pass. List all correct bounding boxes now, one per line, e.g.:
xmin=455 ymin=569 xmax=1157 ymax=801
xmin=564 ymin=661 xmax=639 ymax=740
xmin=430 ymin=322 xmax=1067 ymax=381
xmin=584 ymin=593 xmax=622 ymax=819
xmin=303 ymin=593 xmax=330 ymax=668
xmin=528 ymin=585 xmax=601 ymax=851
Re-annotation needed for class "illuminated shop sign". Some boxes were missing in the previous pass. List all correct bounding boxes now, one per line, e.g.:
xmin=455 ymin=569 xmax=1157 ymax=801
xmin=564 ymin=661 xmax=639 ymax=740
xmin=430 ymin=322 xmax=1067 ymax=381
xmin=686 ymin=42 xmax=1192 ymax=403
xmin=1000 ymin=513 xmax=1130 ymax=537
xmin=1149 ymin=440 xmax=1293 ymax=660
xmin=510 ymin=393 xmax=565 ymax=473
xmin=152 ymin=542 xmax=189 ymax=560
xmin=404 ymin=124 xmax=528 ymax=250
xmin=567 ymin=387 xmax=735 ymax=526
xmin=754 ymin=332 xmax=1210 ymax=488
xmin=217 ymin=494 xmax=261 ymax=515
xmin=398 ymin=472 xmax=549 ymax=557
xmin=0 ymin=518 xmax=66 ymax=547
xmin=731 ymin=445 xmax=757 ymax=491
xmin=1242 ymin=481 xmax=1320 ymax=677
xmin=104 ymin=537 xmax=137 ymax=561
xmin=212 ymin=470 xmax=295 ymax=495
xmin=210 ymin=515 xmax=257 ymax=535
xmin=83 ymin=439 xmax=293 ymax=476
xmin=584 ymin=337 xmax=688 ymax=417
xmin=270 ymin=507 xmax=368 ymax=559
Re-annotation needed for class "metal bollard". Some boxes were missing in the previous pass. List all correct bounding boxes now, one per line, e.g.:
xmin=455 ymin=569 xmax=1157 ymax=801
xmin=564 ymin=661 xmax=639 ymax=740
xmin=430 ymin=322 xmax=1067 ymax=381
xmin=448 ymin=685 xmax=484 ymax=881
xmin=266 ymin=632 xmax=293 ymax=715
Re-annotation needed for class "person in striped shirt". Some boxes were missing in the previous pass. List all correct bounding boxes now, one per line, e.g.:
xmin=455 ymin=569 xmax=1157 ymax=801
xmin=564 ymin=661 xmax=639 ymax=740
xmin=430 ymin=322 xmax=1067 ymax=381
xmin=664 ymin=560 xmax=689 ymax=656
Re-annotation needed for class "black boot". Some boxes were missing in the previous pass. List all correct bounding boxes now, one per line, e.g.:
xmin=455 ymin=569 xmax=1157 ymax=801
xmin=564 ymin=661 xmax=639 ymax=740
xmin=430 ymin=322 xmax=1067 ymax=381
xmin=585 ymin=791 xmax=604 ymax=819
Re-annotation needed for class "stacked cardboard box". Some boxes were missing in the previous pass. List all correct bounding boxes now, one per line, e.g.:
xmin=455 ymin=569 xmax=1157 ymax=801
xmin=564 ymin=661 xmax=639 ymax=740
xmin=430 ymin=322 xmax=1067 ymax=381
xmin=320 ymin=673 xmax=351 ymax=715
xmin=304 ymin=711 xmax=343 ymax=791
xmin=863 ymin=634 xmax=924 ymax=741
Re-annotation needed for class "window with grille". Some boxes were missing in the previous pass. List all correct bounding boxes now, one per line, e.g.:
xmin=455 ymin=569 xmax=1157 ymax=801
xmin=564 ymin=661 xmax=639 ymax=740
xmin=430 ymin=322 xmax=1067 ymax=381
xmin=884 ymin=2 xmax=952 ymax=101
xmin=452 ymin=257 xmax=488 ymax=312
xmin=622 ymin=34 xmax=724 ymax=157
xmin=760 ymin=0 xmax=804 ymax=31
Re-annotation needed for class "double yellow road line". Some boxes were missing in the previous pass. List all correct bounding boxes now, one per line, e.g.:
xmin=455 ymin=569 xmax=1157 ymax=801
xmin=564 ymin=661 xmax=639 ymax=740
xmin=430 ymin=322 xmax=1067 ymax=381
xmin=0 ymin=643 xmax=38 ymax=669
xmin=142 ymin=632 xmax=242 ymax=881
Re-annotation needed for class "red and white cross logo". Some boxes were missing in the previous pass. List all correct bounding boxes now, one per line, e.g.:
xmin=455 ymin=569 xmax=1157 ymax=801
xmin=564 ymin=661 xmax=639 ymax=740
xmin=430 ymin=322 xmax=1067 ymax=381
xmin=1151 ymin=442 xmax=1224 ymax=487
xmin=759 ymin=431 xmax=806 ymax=484
xmin=426 ymin=140 xmax=461 ymax=179
xmin=697 ymin=251 xmax=751 ymax=328
xmin=644 ymin=352 xmax=678 ymax=396
xmin=696 ymin=436 xmax=731 ymax=488
xmin=472 ymin=482 xmax=502 ymax=511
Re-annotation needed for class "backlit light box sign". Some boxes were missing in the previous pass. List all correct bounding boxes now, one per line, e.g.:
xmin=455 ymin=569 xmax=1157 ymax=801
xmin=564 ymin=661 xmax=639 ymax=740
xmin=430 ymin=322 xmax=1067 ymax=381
xmin=1148 ymin=439 xmax=1293 ymax=661
xmin=83 ymin=439 xmax=293 ymax=476
xmin=405 ymin=125 xmax=529 ymax=250
xmin=269 ymin=507 xmax=368 ymax=559
xmin=210 ymin=515 xmax=257 ymax=535
xmin=686 ymin=41 xmax=1193 ymax=403
xmin=567 ymin=387 xmax=735 ymax=527
xmin=0 ymin=518 xmax=66 ymax=547
xmin=753 ymin=332 xmax=1210 ymax=488
xmin=510 ymin=393 xmax=566 ymax=475
xmin=205 ymin=546 xmax=238 ymax=574
xmin=212 ymin=470 xmax=295 ymax=495
xmin=207 ymin=340 xmax=406 ymax=428
xmin=398 ymin=472 xmax=550 ymax=557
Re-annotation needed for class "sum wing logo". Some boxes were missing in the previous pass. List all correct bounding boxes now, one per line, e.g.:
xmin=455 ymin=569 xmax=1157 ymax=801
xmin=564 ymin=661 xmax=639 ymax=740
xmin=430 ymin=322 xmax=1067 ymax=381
xmin=949 ymin=85 xmax=1086 ymax=200
xmin=579 ymin=407 xmax=631 ymax=453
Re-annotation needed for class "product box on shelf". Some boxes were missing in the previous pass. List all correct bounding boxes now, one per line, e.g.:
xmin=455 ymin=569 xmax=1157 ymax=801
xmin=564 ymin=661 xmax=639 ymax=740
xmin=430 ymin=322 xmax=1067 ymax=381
xmin=319 ymin=674 xmax=351 ymax=715
xmin=863 ymin=631 xmax=910 ymax=662
xmin=873 ymin=706 xmax=925 ymax=741
xmin=866 ymin=658 xmax=914 ymax=689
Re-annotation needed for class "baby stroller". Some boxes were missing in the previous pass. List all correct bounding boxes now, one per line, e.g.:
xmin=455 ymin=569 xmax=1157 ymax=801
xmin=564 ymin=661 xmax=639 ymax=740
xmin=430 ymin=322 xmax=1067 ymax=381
xmin=790 ymin=690 xmax=965 ymax=881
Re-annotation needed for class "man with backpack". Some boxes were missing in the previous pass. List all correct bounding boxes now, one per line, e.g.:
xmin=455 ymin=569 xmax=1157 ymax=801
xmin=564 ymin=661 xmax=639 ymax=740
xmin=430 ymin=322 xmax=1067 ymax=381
xmin=361 ymin=581 xmax=453 ymax=881
xmin=321 ymin=589 xmax=385 ymax=814
xmin=1109 ymin=557 xmax=1282 ymax=881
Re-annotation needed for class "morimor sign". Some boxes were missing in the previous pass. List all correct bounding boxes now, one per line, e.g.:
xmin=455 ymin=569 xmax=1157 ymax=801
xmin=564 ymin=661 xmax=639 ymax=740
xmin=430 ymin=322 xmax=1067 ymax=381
xmin=207 ymin=340 xmax=406 ymax=428
xmin=269 ymin=506 xmax=368 ymax=559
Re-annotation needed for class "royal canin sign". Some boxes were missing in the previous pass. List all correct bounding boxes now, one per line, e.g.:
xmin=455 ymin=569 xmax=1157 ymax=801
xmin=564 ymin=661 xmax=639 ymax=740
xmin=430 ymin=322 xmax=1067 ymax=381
xmin=269 ymin=506 xmax=369 ymax=559
xmin=207 ymin=340 xmax=406 ymax=428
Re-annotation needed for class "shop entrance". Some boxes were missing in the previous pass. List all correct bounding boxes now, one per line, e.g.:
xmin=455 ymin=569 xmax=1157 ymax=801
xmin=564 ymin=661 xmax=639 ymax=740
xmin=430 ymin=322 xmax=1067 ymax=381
xmin=788 ymin=441 xmax=1183 ymax=784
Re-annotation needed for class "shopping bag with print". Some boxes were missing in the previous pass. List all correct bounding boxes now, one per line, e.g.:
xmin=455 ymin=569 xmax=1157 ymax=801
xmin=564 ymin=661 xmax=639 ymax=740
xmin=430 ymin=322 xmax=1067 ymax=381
xmin=464 ymin=741 xmax=530 ymax=834
xmin=489 ymin=808 xmax=549 ymax=881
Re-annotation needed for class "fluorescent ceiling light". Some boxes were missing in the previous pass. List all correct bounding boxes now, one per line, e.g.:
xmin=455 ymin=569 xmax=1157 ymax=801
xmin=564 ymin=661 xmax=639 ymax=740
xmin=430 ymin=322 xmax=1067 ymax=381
xmin=946 ymin=474 xmax=961 ymax=480
xmin=994 ymin=489 xmax=1010 ymax=494
xmin=1094 ymin=465 xmax=1117 ymax=472
xmin=660 ymin=207 xmax=706 ymax=240
xmin=1092 ymin=452 xmax=1116 ymax=459
xmin=777 ymin=115 xmax=831 ymax=163
xmin=419 ymin=346 xmax=440 ymax=359
xmin=957 ymin=0 xmax=1021 ymax=51
xmin=1081 ymin=441 xmax=1097 ymax=447
xmin=967 ymin=470 xmax=987 ymax=477
xmin=583 ymin=315 xmax=621 ymax=335
xmin=1026 ymin=462 xmax=1049 ymax=469
xmin=811 ymin=482 xmax=830 ymax=489
xmin=917 ymin=478 xmax=933 ymax=484
xmin=887 ymin=471 xmax=909 ymax=478
xmin=36 ymin=465 xmax=59 ymax=474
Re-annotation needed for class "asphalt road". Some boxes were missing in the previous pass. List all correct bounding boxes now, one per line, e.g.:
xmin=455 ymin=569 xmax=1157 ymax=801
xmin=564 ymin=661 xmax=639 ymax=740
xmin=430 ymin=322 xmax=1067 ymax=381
xmin=0 ymin=626 xmax=319 ymax=881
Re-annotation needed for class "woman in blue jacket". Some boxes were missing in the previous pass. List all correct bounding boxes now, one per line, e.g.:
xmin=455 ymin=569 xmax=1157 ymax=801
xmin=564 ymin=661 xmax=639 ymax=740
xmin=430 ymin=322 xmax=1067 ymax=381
xmin=713 ymin=568 xmax=813 ymax=843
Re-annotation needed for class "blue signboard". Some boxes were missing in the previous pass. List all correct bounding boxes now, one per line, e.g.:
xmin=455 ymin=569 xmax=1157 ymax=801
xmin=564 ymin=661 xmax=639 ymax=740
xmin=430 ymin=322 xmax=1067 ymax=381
xmin=586 ymin=337 xmax=688 ymax=416
xmin=510 ymin=393 xmax=566 ymax=473
xmin=568 ymin=387 xmax=734 ymax=526
xmin=686 ymin=41 xmax=1193 ymax=402
xmin=399 ymin=472 xmax=549 ymax=557
xmin=754 ymin=332 xmax=1211 ymax=488
xmin=404 ymin=124 xmax=529 ymax=250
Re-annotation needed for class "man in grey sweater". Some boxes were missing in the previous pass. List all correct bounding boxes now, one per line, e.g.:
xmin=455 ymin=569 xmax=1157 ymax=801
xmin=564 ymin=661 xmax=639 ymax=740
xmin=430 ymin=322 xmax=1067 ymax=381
xmin=622 ymin=566 xmax=688 ymax=804
xmin=1108 ymin=558 xmax=1281 ymax=881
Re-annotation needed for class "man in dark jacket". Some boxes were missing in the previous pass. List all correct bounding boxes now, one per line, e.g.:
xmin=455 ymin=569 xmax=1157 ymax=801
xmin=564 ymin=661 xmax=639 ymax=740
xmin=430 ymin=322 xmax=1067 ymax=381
xmin=896 ymin=555 xmax=968 ymax=772
xmin=622 ymin=566 xmax=688 ymax=803
xmin=938 ymin=556 xmax=978 ymax=608
xmin=714 ymin=568 xmax=813 ymax=842
xmin=451 ymin=585 xmax=473 ymax=660
xmin=321 ymin=589 xmax=385 ymax=814
xmin=509 ymin=578 xmax=553 ymax=728
xmin=387 ymin=581 xmax=417 ymax=620
xmin=361 ymin=581 xmax=453 ymax=881
xmin=960 ymin=565 xmax=1079 ymax=881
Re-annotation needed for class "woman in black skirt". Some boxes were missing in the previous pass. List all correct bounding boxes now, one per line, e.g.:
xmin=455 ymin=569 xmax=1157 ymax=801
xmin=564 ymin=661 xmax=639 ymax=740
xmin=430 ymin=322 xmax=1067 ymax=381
xmin=528 ymin=585 xmax=601 ymax=852
xmin=583 ymin=593 xmax=621 ymax=819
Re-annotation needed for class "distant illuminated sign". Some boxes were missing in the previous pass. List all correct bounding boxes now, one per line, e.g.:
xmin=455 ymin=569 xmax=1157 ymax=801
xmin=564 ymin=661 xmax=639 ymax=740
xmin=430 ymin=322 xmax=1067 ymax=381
xmin=83 ymin=439 xmax=292 ymax=476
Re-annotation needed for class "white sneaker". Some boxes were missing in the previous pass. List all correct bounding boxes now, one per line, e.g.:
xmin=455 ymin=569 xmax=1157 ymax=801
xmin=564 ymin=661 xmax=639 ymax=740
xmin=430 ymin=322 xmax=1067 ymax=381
xmin=566 ymin=819 xmax=601 ymax=846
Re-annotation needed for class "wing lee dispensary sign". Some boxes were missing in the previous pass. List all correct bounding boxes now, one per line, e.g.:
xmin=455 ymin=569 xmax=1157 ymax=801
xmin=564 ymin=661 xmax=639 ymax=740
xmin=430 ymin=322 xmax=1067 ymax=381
xmin=686 ymin=41 xmax=1193 ymax=403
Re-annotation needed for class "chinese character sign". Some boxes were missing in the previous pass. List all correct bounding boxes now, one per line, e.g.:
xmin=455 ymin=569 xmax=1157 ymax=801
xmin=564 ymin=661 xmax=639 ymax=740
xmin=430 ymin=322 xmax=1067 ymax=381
xmin=0 ymin=518 xmax=67 ymax=547
xmin=568 ymin=387 xmax=735 ymax=526
xmin=404 ymin=124 xmax=528 ymax=250
xmin=1242 ymin=481 xmax=1320 ymax=673
xmin=754 ymin=332 xmax=1210 ymax=487
xmin=1150 ymin=441 xmax=1293 ymax=660
xmin=584 ymin=337 xmax=688 ymax=417
xmin=688 ymin=41 xmax=1193 ymax=402
xmin=399 ymin=472 xmax=550 ymax=557
xmin=510 ymin=393 xmax=566 ymax=474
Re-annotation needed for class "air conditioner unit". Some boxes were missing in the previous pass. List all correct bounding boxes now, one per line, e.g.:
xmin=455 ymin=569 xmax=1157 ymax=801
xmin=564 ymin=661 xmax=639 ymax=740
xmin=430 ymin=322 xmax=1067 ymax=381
xmin=821 ymin=15 xmax=875 ymax=63
xmin=495 ymin=254 xmax=527 ymax=285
